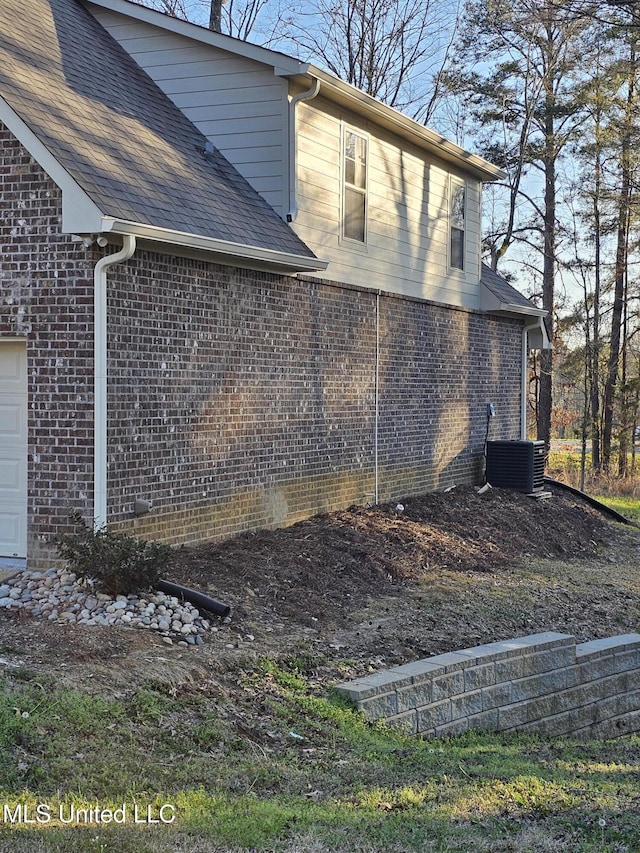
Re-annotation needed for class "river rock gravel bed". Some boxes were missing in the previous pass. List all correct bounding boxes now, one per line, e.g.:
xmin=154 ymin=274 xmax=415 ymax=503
xmin=0 ymin=567 xmax=212 ymax=646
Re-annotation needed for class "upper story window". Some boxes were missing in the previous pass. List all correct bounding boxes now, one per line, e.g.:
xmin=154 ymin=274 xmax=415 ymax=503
xmin=450 ymin=177 xmax=466 ymax=270
xmin=342 ymin=129 xmax=368 ymax=243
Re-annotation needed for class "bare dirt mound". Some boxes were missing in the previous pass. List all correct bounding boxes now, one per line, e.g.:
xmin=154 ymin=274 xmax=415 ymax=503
xmin=167 ymin=483 xmax=617 ymax=628
xmin=1 ymin=483 xmax=637 ymax=691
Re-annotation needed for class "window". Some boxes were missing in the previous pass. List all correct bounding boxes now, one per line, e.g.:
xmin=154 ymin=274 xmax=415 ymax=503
xmin=343 ymin=129 xmax=367 ymax=243
xmin=450 ymin=177 xmax=466 ymax=270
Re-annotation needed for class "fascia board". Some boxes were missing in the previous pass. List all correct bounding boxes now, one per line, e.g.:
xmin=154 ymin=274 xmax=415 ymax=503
xmin=487 ymin=302 xmax=546 ymax=318
xmin=100 ymin=218 xmax=329 ymax=274
xmin=83 ymin=0 xmax=305 ymax=76
xmin=289 ymin=67 xmax=505 ymax=183
xmin=0 ymin=96 xmax=104 ymax=233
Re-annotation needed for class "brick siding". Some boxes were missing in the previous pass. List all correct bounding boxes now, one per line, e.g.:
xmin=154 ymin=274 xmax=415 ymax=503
xmin=0 ymin=124 xmax=524 ymax=560
xmin=377 ymin=296 xmax=521 ymax=501
xmin=106 ymin=260 xmax=377 ymax=541
xmin=0 ymin=129 xmax=95 ymax=564
xmin=107 ymin=255 xmax=523 ymax=545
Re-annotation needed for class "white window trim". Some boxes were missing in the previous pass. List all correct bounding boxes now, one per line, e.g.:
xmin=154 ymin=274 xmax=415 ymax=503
xmin=448 ymin=175 xmax=466 ymax=273
xmin=340 ymin=123 xmax=369 ymax=249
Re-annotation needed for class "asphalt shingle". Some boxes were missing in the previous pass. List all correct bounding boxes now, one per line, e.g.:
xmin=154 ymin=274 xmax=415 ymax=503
xmin=0 ymin=0 xmax=316 ymax=259
xmin=481 ymin=263 xmax=539 ymax=312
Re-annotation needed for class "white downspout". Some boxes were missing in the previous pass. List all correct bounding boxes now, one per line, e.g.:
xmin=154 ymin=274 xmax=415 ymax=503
xmin=521 ymin=320 xmax=539 ymax=440
xmin=94 ymin=235 xmax=137 ymax=529
xmin=287 ymin=79 xmax=320 ymax=223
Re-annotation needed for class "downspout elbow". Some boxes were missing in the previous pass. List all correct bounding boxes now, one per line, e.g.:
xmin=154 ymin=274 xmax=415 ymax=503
xmin=94 ymin=235 xmax=137 ymax=529
xmin=287 ymin=79 xmax=320 ymax=223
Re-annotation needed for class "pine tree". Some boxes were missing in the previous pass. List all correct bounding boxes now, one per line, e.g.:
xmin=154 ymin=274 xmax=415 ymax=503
xmin=445 ymin=0 xmax=593 ymax=449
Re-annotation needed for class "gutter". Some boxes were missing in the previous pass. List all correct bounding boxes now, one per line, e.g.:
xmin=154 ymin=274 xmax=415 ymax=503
xmin=287 ymin=79 xmax=321 ymax=223
xmin=94 ymin=235 xmax=137 ymax=529
xmin=493 ymin=303 xmax=546 ymax=317
xmin=100 ymin=218 xmax=327 ymax=274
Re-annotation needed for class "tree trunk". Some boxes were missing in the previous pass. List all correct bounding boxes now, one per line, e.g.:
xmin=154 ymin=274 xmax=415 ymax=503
xmin=209 ymin=0 xmax=222 ymax=32
xmin=602 ymin=41 xmax=635 ymax=471
xmin=590 ymin=120 xmax=602 ymax=470
xmin=537 ymin=64 xmax=556 ymax=451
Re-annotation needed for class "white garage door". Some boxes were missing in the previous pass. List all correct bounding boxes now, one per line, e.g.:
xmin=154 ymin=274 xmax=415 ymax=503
xmin=0 ymin=342 xmax=27 ymax=558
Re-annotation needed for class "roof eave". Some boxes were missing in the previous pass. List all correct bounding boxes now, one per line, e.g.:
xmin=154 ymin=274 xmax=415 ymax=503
xmin=100 ymin=218 xmax=329 ymax=274
xmin=480 ymin=279 xmax=546 ymax=318
xmin=289 ymin=67 xmax=506 ymax=183
xmin=0 ymin=98 xmax=323 ymax=273
xmin=486 ymin=303 xmax=547 ymax=318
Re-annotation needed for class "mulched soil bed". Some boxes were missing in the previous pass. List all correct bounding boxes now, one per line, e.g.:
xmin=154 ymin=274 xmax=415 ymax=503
xmin=166 ymin=483 xmax=615 ymax=627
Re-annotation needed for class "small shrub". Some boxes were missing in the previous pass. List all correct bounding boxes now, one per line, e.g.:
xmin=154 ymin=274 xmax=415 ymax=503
xmin=55 ymin=519 xmax=171 ymax=596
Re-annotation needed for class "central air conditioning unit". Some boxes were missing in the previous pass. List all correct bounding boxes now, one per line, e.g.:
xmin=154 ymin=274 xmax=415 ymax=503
xmin=485 ymin=440 xmax=546 ymax=494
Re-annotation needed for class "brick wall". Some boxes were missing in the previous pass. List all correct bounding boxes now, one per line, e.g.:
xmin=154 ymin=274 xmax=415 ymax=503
xmin=377 ymin=297 xmax=522 ymax=500
xmin=0 ymin=124 xmax=525 ymax=560
xmin=107 ymin=260 xmax=377 ymax=541
xmin=107 ymin=254 xmax=523 ymax=545
xmin=336 ymin=632 xmax=640 ymax=739
xmin=0 ymin=130 xmax=95 ymax=564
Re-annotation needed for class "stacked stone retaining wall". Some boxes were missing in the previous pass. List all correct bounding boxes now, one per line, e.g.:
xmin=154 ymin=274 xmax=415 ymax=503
xmin=336 ymin=632 xmax=640 ymax=739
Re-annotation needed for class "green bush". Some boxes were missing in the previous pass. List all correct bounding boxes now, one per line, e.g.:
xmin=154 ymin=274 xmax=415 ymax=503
xmin=55 ymin=520 xmax=171 ymax=596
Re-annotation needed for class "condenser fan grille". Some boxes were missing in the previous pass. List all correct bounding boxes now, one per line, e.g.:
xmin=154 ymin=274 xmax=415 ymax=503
xmin=486 ymin=440 xmax=546 ymax=493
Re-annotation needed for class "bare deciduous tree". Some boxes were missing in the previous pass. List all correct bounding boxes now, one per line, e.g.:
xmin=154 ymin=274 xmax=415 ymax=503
xmin=129 ymin=0 xmax=276 ymax=40
xmin=275 ymin=0 xmax=460 ymax=119
xmin=128 ymin=0 xmax=459 ymax=122
xmin=128 ymin=0 xmax=192 ymax=17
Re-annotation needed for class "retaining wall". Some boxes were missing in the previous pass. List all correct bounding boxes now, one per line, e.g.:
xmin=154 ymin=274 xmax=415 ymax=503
xmin=336 ymin=632 xmax=640 ymax=739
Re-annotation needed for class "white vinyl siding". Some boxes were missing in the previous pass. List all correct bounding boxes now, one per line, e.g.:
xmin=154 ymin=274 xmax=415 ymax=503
xmin=294 ymin=97 xmax=483 ymax=309
xmin=88 ymin=9 xmax=289 ymax=215
xmin=88 ymin=5 xmax=485 ymax=304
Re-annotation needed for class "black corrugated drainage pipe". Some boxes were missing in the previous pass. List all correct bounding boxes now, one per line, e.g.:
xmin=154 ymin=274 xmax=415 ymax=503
xmin=157 ymin=580 xmax=231 ymax=619
xmin=544 ymin=476 xmax=639 ymax=527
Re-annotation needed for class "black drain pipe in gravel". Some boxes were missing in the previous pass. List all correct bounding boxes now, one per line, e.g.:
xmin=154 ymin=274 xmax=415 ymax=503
xmin=544 ymin=476 xmax=638 ymax=527
xmin=157 ymin=580 xmax=231 ymax=619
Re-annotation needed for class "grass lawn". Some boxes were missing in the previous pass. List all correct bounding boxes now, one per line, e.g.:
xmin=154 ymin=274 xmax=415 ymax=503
xmin=595 ymin=494 xmax=640 ymax=523
xmin=548 ymin=448 xmax=640 ymax=523
xmin=1 ymin=476 xmax=640 ymax=852
xmin=0 ymin=659 xmax=639 ymax=852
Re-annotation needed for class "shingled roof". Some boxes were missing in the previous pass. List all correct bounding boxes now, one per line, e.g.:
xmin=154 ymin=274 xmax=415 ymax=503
xmin=0 ymin=0 xmax=319 ymax=265
xmin=480 ymin=263 xmax=545 ymax=316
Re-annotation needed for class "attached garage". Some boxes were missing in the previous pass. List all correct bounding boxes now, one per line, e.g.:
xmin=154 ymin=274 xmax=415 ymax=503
xmin=0 ymin=341 xmax=27 ymax=560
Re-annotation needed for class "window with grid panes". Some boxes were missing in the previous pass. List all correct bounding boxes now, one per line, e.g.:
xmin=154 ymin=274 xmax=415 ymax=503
xmin=343 ymin=129 xmax=367 ymax=243
xmin=450 ymin=178 xmax=465 ymax=270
